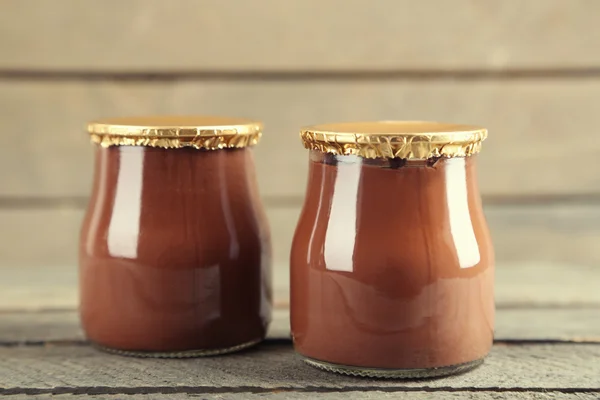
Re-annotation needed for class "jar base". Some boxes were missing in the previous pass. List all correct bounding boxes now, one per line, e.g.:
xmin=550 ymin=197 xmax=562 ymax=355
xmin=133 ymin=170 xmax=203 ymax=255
xmin=301 ymin=355 xmax=484 ymax=379
xmin=92 ymin=338 xmax=262 ymax=358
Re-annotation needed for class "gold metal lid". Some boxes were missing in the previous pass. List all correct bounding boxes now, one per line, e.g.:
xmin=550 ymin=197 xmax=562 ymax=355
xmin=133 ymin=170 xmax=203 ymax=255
xmin=87 ymin=116 xmax=263 ymax=149
xmin=300 ymin=121 xmax=487 ymax=159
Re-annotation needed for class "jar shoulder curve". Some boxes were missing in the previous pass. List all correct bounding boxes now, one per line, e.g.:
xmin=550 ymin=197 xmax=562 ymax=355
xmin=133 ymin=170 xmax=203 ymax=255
xmin=291 ymin=155 xmax=493 ymax=274
xmin=80 ymin=147 xmax=270 ymax=266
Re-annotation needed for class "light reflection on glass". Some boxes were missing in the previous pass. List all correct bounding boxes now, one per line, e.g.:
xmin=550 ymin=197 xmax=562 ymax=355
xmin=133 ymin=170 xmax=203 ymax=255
xmin=218 ymin=152 xmax=240 ymax=259
xmin=107 ymin=147 xmax=144 ymax=259
xmin=444 ymin=158 xmax=480 ymax=268
xmin=324 ymin=155 xmax=362 ymax=272
xmin=306 ymin=162 xmax=326 ymax=265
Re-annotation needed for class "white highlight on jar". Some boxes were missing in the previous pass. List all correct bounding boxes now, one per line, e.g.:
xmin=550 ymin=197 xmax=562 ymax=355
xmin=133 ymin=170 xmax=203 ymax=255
xmin=444 ymin=157 xmax=481 ymax=269
xmin=108 ymin=147 xmax=144 ymax=259
xmin=324 ymin=155 xmax=362 ymax=272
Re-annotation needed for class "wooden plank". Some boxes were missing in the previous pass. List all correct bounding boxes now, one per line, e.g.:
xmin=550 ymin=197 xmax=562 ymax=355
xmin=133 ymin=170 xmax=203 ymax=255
xmin=1 ymin=80 xmax=600 ymax=198
xmin=1 ymin=0 xmax=598 ymax=70
xmin=0 ymin=310 xmax=83 ymax=343
xmin=485 ymin=204 xmax=600 ymax=270
xmin=0 ymin=267 xmax=77 ymax=311
xmin=0 ymin=209 xmax=82 ymax=269
xmin=1 ymin=206 xmax=599 ymax=308
xmin=1 ymin=204 xmax=599 ymax=304
xmin=0 ymin=207 xmax=297 ymax=271
xmin=4 ymin=393 xmax=599 ymax=399
xmin=0 ymin=344 xmax=597 ymax=390
xmin=0 ymin=265 xmax=296 ymax=311
xmin=0 ymin=308 xmax=289 ymax=343
xmin=497 ymin=309 xmax=600 ymax=342
xmin=1 ymin=308 xmax=599 ymax=344
xmin=1 ymin=258 xmax=599 ymax=311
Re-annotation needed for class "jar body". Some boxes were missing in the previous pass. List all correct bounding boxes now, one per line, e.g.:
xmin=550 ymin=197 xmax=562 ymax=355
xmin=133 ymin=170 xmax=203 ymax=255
xmin=80 ymin=146 xmax=272 ymax=356
xmin=290 ymin=151 xmax=494 ymax=377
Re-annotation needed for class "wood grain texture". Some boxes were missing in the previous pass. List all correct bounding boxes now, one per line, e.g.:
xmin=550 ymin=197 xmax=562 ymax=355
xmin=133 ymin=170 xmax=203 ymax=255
xmin=0 ymin=0 xmax=598 ymax=71
xmin=1 ymin=308 xmax=599 ymax=344
xmin=0 ymin=344 xmax=597 ymax=390
xmin=4 ymin=393 xmax=600 ymax=399
xmin=1 ymin=80 xmax=600 ymax=198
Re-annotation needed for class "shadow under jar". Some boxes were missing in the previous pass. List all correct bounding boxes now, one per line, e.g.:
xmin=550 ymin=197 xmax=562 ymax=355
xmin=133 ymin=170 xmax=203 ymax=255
xmin=80 ymin=116 xmax=272 ymax=357
xmin=291 ymin=121 xmax=494 ymax=378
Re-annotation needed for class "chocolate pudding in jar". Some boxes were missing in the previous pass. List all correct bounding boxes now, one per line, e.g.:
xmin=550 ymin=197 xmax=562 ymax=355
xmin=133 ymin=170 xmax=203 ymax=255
xmin=291 ymin=121 xmax=494 ymax=378
xmin=80 ymin=116 xmax=272 ymax=357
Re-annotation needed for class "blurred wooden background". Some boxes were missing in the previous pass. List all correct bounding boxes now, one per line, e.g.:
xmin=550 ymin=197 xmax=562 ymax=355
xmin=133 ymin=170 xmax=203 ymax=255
xmin=0 ymin=0 xmax=598 ymax=286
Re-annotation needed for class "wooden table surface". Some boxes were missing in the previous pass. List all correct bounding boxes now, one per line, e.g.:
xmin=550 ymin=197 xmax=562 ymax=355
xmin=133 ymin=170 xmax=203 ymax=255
xmin=0 ymin=263 xmax=598 ymax=399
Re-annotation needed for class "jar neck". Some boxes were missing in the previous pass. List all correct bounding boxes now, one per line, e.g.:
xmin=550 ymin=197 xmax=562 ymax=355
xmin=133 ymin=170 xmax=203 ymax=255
xmin=309 ymin=150 xmax=466 ymax=169
xmin=90 ymin=146 xmax=260 ymax=208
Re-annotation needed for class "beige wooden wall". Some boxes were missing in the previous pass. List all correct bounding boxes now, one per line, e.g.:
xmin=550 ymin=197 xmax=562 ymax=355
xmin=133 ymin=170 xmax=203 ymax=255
xmin=0 ymin=0 xmax=599 ymax=272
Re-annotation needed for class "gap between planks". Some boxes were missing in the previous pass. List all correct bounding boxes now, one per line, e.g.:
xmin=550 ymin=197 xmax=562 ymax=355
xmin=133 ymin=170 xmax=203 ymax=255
xmin=0 ymin=386 xmax=599 ymax=397
xmin=1 ymin=393 xmax=599 ymax=400
xmin=4 ymin=68 xmax=600 ymax=82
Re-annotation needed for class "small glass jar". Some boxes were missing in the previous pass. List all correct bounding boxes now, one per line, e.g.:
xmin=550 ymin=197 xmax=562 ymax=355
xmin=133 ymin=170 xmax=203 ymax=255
xmin=80 ymin=116 xmax=272 ymax=357
xmin=291 ymin=121 xmax=494 ymax=378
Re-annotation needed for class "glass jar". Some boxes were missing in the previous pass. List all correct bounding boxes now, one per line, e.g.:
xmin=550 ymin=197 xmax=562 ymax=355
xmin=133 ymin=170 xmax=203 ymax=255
xmin=291 ymin=121 xmax=494 ymax=378
xmin=80 ymin=116 xmax=272 ymax=357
